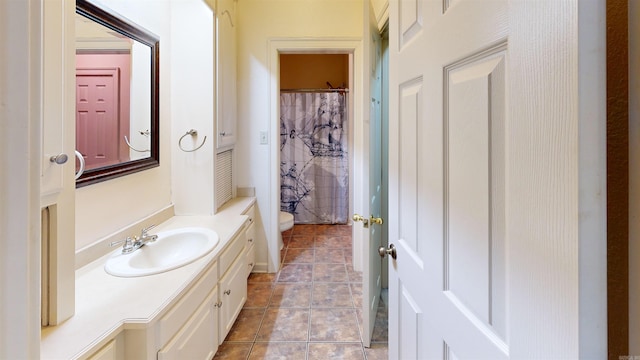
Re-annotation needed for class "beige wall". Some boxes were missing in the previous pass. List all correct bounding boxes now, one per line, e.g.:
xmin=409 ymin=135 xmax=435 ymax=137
xmin=280 ymin=54 xmax=349 ymax=89
xmin=75 ymin=0 xmax=173 ymax=251
xmin=236 ymin=0 xmax=363 ymax=270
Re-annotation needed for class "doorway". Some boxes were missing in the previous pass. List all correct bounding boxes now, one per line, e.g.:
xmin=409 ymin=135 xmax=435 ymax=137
xmin=267 ymin=39 xmax=364 ymax=273
xmin=279 ymin=54 xmax=352 ymax=226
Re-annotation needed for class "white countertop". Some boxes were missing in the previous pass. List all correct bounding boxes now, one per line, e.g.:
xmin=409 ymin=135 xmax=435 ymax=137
xmin=41 ymin=197 xmax=255 ymax=360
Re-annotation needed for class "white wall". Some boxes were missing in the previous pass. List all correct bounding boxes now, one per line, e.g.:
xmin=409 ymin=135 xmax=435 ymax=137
xmin=236 ymin=0 xmax=363 ymax=271
xmin=75 ymin=0 xmax=173 ymax=251
xmin=170 ymin=0 xmax=216 ymax=215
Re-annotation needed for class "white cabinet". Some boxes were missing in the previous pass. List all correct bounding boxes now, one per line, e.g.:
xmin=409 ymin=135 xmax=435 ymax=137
xmin=157 ymin=287 xmax=218 ymax=360
xmin=245 ymin=236 xmax=256 ymax=277
xmin=218 ymin=234 xmax=247 ymax=342
xmin=80 ymin=216 xmax=253 ymax=360
xmin=154 ymin=264 xmax=219 ymax=360
xmin=86 ymin=340 xmax=117 ymax=360
xmin=243 ymin=205 xmax=256 ymax=276
xmin=215 ymin=0 xmax=237 ymax=150
xmin=41 ymin=0 xmax=74 ymax=198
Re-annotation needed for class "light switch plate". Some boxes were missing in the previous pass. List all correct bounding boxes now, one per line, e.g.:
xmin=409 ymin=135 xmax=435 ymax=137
xmin=259 ymin=131 xmax=268 ymax=145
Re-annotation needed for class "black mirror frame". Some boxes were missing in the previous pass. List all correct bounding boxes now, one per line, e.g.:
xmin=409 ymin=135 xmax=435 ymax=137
xmin=75 ymin=0 xmax=160 ymax=188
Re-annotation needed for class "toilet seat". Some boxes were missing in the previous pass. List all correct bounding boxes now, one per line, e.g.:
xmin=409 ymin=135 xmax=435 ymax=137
xmin=279 ymin=211 xmax=294 ymax=232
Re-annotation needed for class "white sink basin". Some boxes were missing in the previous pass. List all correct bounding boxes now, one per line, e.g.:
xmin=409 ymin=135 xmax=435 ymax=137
xmin=105 ymin=227 xmax=219 ymax=277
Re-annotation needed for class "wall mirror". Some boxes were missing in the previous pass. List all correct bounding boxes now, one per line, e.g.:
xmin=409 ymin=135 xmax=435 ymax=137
xmin=75 ymin=0 xmax=159 ymax=187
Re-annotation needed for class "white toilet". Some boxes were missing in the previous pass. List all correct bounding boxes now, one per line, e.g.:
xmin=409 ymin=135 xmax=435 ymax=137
xmin=278 ymin=211 xmax=294 ymax=250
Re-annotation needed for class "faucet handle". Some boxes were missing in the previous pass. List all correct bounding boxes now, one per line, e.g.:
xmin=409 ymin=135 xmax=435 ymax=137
xmin=141 ymin=224 xmax=156 ymax=236
xmin=110 ymin=237 xmax=128 ymax=247
xmin=110 ymin=237 xmax=135 ymax=254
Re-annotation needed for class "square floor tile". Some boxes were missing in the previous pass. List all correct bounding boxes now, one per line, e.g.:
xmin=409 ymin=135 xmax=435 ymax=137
xmin=315 ymin=224 xmax=347 ymax=235
xmin=269 ymin=283 xmax=312 ymax=308
xmin=314 ymin=248 xmax=345 ymax=263
xmin=308 ymin=343 xmax=365 ymax=360
xmin=350 ymin=283 xmax=363 ymax=309
xmin=364 ymin=343 xmax=389 ymax=360
xmin=292 ymin=224 xmax=317 ymax=236
xmin=248 ymin=273 xmax=277 ymax=284
xmin=313 ymin=263 xmax=348 ymax=282
xmin=277 ymin=263 xmax=313 ymax=283
xmin=245 ymin=282 xmax=274 ymax=308
xmin=248 ymin=342 xmax=307 ymax=360
xmin=225 ymin=308 xmax=265 ymax=342
xmin=288 ymin=234 xmax=316 ymax=248
xmin=256 ymin=308 xmax=310 ymax=341
xmin=346 ymin=264 xmax=363 ymax=283
xmin=371 ymin=305 xmax=388 ymax=343
xmin=315 ymin=235 xmax=347 ymax=248
xmin=309 ymin=308 xmax=361 ymax=342
xmin=283 ymin=248 xmax=315 ymax=264
xmin=213 ymin=342 xmax=252 ymax=359
xmin=312 ymin=283 xmax=353 ymax=308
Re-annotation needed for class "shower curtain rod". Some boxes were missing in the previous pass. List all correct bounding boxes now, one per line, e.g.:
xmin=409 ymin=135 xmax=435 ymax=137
xmin=280 ymin=88 xmax=349 ymax=93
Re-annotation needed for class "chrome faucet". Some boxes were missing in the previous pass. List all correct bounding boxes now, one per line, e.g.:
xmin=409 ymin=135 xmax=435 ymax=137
xmin=138 ymin=224 xmax=158 ymax=244
xmin=110 ymin=224 xmax=158 ymax=254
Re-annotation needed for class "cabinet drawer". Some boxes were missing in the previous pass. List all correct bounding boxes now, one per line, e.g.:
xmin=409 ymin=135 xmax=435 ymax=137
xmin=244 ymin=205 xmax=255 ymax=226
xmin=245 ymin=244 xmax=255 ymax=277
xmin=158 ymin=262 xmax=218 ymax=347
xmin=219 ymin=231 xmax=245 ymax=275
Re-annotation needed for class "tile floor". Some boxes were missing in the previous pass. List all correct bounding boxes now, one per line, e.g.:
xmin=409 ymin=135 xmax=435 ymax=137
xmin=213 ymin=224 xmax=389 ymax=360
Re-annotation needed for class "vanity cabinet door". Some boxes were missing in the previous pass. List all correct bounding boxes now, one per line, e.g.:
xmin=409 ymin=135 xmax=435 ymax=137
xmin=41 ymin=0 xmax=75 ymax=199
xmin=215 ymin=0 xmax=237 ymax=150
xmin=245 ymin=243 xmax=256 ymax=278
xmin=218 ymin=254 xmax=247 ymax=342
xmin=157 ymin=286 xmax=218 ymax=360
xmin=157 ymin=262 xmax=219 ymax=347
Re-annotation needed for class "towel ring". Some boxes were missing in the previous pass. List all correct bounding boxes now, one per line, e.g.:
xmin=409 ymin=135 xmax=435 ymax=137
xmin=75 ymin=150 xmax=85 ymax=180
xmin=124 ymin=135 xmax=150 ymax=153
xmin=179 ymin=129 xmax=207 ymax=152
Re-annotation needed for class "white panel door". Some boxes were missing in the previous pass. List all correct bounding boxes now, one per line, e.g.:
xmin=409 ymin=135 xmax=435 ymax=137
xmin=358 ymin=0 xmax=384 ymax=347
xmin=388 ymin=1 xmax=509 ymax=357
xmin=387 ymin=0 xmax=584 ymax=358
xmin=388 ymin=0 xmax=509 ymax=354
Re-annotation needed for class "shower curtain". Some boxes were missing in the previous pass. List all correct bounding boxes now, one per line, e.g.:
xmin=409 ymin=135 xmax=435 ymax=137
xmin=280 ymin=91 xmax=349 ymax=224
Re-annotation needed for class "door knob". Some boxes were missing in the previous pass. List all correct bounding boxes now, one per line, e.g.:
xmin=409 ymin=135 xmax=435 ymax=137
xmin=353 ymin=214 xmax=369 ymax=227
xmin=370 ymin=216 xmax=383 ymax=225
xmin=378 ymin=244 xmax=397 ymax=260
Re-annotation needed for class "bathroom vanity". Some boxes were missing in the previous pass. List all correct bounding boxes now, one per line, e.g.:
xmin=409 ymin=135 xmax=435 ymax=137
xmin=41 ymin=197 xmax=257 ymax=360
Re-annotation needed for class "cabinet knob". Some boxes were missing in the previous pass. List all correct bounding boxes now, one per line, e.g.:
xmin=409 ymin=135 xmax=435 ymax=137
xmin=214 ymin=300 xmax=222 ymax=308
xmin=248 ymin=238 xmax=253 ymax=243
xmin=224 ymin=289 xmax=231 ymax=295
xmin=49 ymin=153 xmax=68 ymax=165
